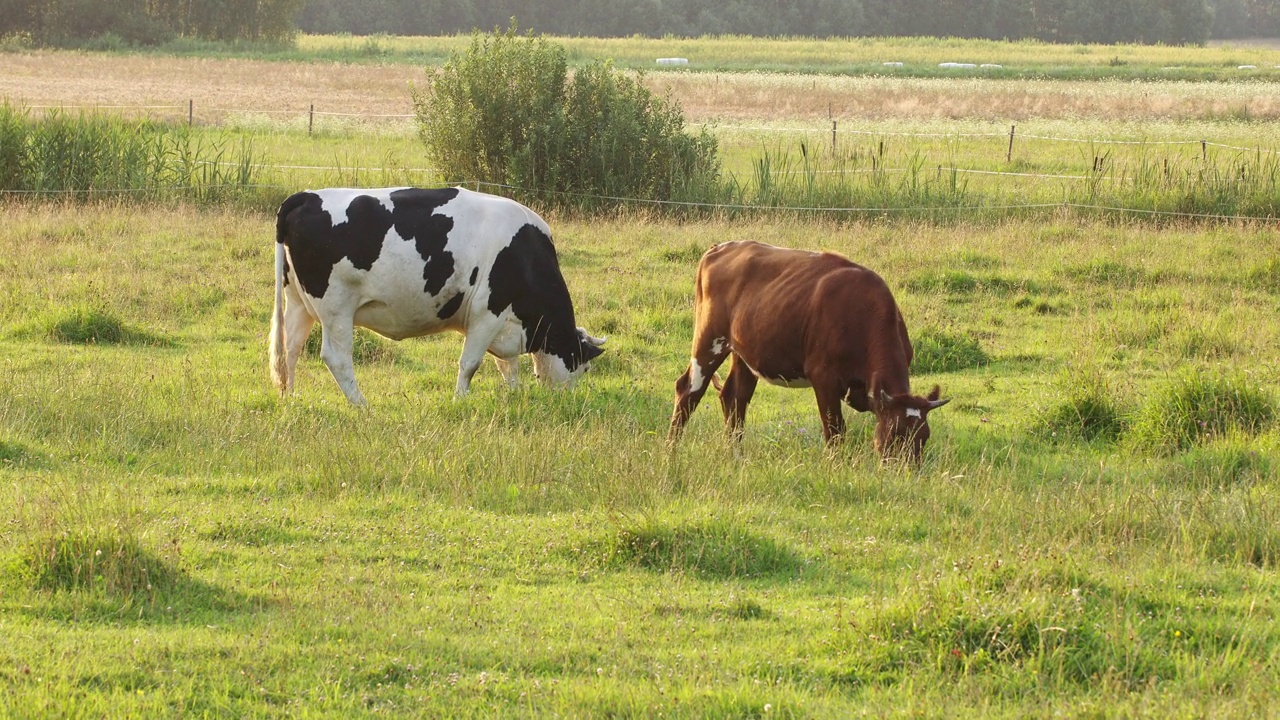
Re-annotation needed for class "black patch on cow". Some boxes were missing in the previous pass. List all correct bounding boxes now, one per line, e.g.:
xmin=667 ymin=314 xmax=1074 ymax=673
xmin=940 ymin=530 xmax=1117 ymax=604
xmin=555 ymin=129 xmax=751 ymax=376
xmin=487 ymin=224 xmax=595 ymax=371
xmin=277 ymin=191 xmax=394 ymax=299
xmin=388 ymin=188 xmax=458 ymax=296
xmin=437 ymin=291 xmax=464 ymax=320
xmin=469 ymin=267 xmax=479 ymax=285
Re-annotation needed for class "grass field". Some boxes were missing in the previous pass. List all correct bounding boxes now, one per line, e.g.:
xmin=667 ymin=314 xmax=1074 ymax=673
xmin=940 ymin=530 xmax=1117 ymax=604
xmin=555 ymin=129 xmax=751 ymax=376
xmin=2 ymin=38 xmax=1280 ymax=717
xmin=17 ymin=31 xmax=1277 ymax=80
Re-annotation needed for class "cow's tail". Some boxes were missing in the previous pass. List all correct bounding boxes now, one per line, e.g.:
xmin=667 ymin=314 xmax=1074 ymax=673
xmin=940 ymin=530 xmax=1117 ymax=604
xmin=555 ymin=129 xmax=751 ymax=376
xmin=269 ymin=240 xmax=288 ymax=395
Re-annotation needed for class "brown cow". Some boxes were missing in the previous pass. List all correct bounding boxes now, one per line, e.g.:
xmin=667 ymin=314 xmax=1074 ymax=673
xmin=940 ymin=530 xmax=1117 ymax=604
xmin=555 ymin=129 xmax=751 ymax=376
xmin=668 ymin=241 xmax=948 ymax=462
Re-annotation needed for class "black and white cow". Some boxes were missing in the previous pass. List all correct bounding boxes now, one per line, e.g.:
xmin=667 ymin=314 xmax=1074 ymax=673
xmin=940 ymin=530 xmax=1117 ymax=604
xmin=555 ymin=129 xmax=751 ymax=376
xmin=269 ymin=187 xmax=605 ymax=404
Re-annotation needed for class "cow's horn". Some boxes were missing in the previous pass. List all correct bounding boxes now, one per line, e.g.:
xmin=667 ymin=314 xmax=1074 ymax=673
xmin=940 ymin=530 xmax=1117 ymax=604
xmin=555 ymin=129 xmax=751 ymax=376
xmin=578 ymin=327 xmax=607 ymax=346
xmin=927 ymin=397 xmax=951 ymax=410
xmin=880 ymin=389 xmax=895 ymax=405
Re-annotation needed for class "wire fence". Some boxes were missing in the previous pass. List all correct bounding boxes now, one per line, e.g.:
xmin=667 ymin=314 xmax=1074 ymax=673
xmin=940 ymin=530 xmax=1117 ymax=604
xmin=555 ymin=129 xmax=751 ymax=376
xmin=15 ymin=100 xmax=1280 ymax=151
xmin=5 ymin=100 xmax=1280 ymax=222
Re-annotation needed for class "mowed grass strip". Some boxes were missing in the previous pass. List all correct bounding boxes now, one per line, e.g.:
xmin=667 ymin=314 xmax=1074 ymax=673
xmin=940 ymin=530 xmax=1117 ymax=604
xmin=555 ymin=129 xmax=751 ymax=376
xmin=0 ymin=203 xmax=1277 ymax=716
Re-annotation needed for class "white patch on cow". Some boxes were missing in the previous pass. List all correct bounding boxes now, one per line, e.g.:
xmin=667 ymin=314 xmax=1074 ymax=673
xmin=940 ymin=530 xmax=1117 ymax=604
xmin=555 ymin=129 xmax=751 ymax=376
xmin=762 ymin=376 xmax=812 ymax=389
xmin=740 ymin=358 xmax=810 ymax=388
xmin=905 ymin=408 xmax=922 ymax=419
xmin=689 ymin=360 xmax=706 ymax=393
xmin=531 ymin=351 xmax=586 ymax=387
xmin=710 ymin=337 xmax=728 ymax=356
xmin=318 ymin=187 xmax=406 ymax=226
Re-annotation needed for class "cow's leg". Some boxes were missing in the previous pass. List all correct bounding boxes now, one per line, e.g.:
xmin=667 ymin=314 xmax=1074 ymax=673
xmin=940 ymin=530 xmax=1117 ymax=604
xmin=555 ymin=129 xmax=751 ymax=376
xmin=316 ymin=313 xmax=366 ymax=406
xmin=812 ymin=379 xmax=847 ymax=446
xmin=494 ymin=357 xmax=519 ymax=389
xmin=455 ymin=318 xmax=504 ymax=397
xmin=282 ymin=283 xmax=315 ymax=394
xmin=668 ymin=336 xmax=731 ymax=443
xmin=718 ymin=355 xmax=759 ymax=442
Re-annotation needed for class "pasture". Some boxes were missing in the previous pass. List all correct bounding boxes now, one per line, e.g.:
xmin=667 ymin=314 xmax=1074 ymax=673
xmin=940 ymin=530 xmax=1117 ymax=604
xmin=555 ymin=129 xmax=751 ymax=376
xmin=2 ymin=41 xmax=1280 ymax=717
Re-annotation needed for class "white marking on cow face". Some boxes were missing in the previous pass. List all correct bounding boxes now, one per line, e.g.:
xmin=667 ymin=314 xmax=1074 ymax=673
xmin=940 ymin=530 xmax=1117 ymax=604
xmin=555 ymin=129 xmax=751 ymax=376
xmin=905 ymin=407 xmax=922 ymax=419
xmin=531 ymin=350 xmax=589 ymax=388
xmin=688 ymin=359 xmax=706 ymax=393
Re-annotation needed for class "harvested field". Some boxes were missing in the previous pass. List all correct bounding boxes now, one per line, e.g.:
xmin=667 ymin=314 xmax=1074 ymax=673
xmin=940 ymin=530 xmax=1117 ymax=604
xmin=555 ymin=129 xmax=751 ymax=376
xmin=5 ymin=50 xmax=1280 ymax=125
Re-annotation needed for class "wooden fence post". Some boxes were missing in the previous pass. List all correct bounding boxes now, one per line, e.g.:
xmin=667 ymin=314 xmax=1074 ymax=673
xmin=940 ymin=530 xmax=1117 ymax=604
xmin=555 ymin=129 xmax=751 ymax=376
xmin=309 ymin=104 xmax=315 ymax=136
xmin=188 ymin=99 xmax=193 ymax=126
xmin=831 ymin=120 xmax=837 ymax=154
xmin=1006 ymin=124 xmax=1015 ymax=162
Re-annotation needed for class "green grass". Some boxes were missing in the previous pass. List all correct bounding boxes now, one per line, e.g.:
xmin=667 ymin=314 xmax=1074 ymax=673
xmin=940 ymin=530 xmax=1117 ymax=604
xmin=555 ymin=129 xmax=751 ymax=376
xmin=1 ymin=204 xmax=1277 ymax=716
xmin=127 ymin=33 xmax=1280 ymax=82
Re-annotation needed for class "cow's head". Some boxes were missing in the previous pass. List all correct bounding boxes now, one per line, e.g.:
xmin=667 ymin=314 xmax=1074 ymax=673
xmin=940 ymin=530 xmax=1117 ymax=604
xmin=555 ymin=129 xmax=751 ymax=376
xmin=531 ymin=328 xmax=606 ymax=387
xmin=873 ymin=385 xmax=949 ymax=464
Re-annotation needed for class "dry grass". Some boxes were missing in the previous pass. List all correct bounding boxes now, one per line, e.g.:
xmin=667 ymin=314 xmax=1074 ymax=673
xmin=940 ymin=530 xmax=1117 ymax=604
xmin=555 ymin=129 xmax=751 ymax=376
xmin=0 ymin=51 xmax=428 ymax=123
xmin=650 ymin=73 xmax=1280 ymax=122
xmin=5 ymin=50 xmax=1280 ymax=127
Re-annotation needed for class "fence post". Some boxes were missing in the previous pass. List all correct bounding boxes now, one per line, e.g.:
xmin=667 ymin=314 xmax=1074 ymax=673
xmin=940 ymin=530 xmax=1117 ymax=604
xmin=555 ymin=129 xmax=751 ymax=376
xmin=309 ymin=104 xmax=315 ymax=136
xmin=188 ymin=99 xmax=193 ymax=126
xmin=1201 ymin=139 xmax=1206 ymax=162
xmin=831 ymin=120 xmax=837 ymax=154
xmin=1006 ymin=124 xmax=1015 ymax=162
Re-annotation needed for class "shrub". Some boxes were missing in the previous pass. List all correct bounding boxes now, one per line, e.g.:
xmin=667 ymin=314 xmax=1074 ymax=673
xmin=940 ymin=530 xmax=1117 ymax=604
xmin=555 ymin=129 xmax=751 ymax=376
xmin=1128 ymin=370 xmax=1275 ymax=453
xmin=911 ymin=328 xmax=989 ymax=373
xmin=412 ymin=24 xmax=722 ymax=211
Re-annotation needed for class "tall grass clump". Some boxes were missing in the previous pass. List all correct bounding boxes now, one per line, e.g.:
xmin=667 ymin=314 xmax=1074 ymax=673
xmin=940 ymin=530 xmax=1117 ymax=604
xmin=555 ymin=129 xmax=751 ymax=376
xmin=911 ymin=328 xmax=990 ymax=373
xmin=591 ymin=517 xmax=806 ymax=580
xmin=38 ymin=304 xmax=167 ymax=346
xmin=1035 ymin=364 xmax=1127 ymax=444
xmin=0 ymin=104 xmax=263 ymax=204
xmin=412 ymin=24 xmax=722 ymax=211
xmin=1128 ymin=370 xmax=1275 ymax=453
xmin=13 ymin=528 xmax=178 ymax=598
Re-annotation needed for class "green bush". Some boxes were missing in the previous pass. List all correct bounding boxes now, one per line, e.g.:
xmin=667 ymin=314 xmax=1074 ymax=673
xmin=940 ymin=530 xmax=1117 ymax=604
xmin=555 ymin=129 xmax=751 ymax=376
xmin=1128 ymin=370 xmax=1275 ymax=453
xmin=412 ymin=24 xmax=722 ymax=210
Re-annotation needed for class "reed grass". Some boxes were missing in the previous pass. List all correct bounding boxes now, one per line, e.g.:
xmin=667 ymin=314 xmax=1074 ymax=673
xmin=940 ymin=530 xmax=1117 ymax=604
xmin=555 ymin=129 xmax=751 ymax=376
xmin=0 ymin=104 xmax=267 ymax=204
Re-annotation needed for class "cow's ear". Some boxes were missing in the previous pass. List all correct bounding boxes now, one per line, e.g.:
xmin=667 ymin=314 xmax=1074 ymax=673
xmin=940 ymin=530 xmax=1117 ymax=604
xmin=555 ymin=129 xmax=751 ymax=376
xmin=581 ymin=342 xmax=605 ymax=362
xmin=927 ymin=384 xmax=942 ymax=402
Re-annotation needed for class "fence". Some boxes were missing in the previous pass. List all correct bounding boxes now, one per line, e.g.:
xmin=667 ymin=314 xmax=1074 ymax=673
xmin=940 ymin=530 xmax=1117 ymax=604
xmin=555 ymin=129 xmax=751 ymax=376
xmin=5 ymin=101 xmax=1280 ymax=222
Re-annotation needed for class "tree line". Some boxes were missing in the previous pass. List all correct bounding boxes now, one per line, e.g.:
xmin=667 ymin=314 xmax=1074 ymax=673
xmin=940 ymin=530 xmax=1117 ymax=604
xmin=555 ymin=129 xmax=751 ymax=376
xmin=297 ymin=0 xmax=1277 ymax=45
xmin=0 ymin=0 xmax=302 ymax=46
xmin=0 ymin=0 xmax=1274 ymax=48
